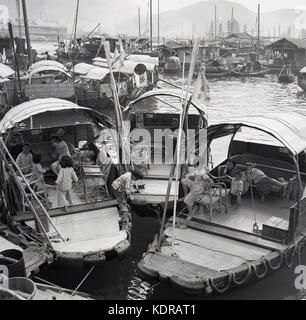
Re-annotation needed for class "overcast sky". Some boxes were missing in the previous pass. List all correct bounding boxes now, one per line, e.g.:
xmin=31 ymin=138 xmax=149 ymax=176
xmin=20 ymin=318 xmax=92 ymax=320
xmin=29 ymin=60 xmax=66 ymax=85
xmin=132 ymin=0 xmax=306 ymax=13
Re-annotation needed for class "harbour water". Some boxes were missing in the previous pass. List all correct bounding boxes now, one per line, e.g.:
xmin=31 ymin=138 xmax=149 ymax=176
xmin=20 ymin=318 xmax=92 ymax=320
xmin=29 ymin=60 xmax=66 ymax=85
xmin=36 ymin=66 xmax=306 ymax=300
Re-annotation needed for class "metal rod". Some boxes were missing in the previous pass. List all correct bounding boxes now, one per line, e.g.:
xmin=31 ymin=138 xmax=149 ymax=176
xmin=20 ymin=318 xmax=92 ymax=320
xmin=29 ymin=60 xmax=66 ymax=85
xmin=150 ymin=0 xmax=153 ymax=50
xmin=138 ymin=7 xmax=141 ymax=37
xmin=257 ymin=3 xmax=260 ymax=56
xmin=21 ymin=0 xmax=32 ymax=66
xmin=157 ymin=0 xmax=160 ymax=46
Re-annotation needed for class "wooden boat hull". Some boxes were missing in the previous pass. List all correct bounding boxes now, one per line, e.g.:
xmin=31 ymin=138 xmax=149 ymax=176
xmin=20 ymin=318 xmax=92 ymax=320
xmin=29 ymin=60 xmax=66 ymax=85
xmin=298 ymin=75 xmax=306 ymax=92
xmin=231 ymin=69 xmax=270 ymax=77
xmin=138 ymin=220 xmax=306 ymax=296
xmin=278 ymin=75 xmax=295 ymax=84
xmin=205 ymin=72 xmax=229 ymax=79
xmin=15 ymin=201 xmax=132 ymax=269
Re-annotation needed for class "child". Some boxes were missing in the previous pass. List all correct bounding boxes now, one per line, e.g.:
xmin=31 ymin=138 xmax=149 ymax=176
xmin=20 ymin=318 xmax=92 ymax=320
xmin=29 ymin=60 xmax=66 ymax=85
xmin=230 ymin=172 xmax=244 ymax=209
xmin=55 ymin=155 xmax=78 ymax=210
xmin=16 ymin=143 xmax=33 ymax=174
xmin=31 ymin=154 xmax=47 ymax=180
xmin=111 ymin=169 xmax=144 ymax=207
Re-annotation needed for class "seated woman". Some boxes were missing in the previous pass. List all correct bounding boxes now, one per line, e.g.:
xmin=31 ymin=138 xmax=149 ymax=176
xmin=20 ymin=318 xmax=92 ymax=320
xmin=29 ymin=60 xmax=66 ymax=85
xmin=182 ymin=173 xmax=214 ymax=220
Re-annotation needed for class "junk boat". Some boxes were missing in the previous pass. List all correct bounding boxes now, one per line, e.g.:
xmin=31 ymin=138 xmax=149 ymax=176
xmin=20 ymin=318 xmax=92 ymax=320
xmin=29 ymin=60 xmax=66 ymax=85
xmin=231 ymin=68 xmax=270 ymax=77
xmin=73 ymin=56 xmax=159 ymax=113
xmin=0 ymin=98 xmax=131 ymax=269
xmin=298 ymin=67 xmax=306 ymax=92
xmin=138 ymin=113 xmax=306 ymax=295
xmin=123 ymin=88 xmax=207 ymax=213
xmin=277 ymin=65 xmax=295 ymax=84
xmin=163 ymin=57 xmax=181 ymax=75
xmin=23 ymin=61 xmax=75 ymax=101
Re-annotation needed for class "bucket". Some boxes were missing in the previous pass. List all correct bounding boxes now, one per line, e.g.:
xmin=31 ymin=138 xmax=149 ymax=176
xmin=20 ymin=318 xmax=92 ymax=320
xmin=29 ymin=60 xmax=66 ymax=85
xmin=3 ymin=277 xmax=37 ymax=300
xmin=0 ymin=249 xmax=26 ymax=278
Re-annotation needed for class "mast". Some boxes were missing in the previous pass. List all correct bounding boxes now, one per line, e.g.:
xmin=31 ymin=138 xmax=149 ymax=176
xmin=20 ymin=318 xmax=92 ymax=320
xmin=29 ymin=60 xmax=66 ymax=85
xmin=138 ymin=7 xmax=141 ymax=37
xmin=150 ymin=0 xmax=153 ymax=50
xmin=73 ymin=0 xmax=80 ymax=40
xmin=158 ymin=0 xmax=160 ymax=46
xmin=231 ymin=7 xmax=234 ymax=34
xmin=21 ymin=0 xmax=32 ymax=66
xmin=214 ymin=4 xmax=217 ymax=40
xmin=257 ymin=3 xmax=260 ymax=56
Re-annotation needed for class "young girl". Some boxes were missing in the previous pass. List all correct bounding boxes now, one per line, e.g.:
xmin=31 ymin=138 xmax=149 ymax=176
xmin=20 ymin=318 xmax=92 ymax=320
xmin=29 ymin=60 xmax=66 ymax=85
xmin=55 ymin=155 xmax=78 ymax=210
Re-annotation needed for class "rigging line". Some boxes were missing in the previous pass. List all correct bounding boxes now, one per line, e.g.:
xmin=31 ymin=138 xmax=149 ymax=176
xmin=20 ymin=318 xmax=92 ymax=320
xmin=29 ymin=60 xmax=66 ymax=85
xmin=71 ymin=265 xmax=95 ymax=296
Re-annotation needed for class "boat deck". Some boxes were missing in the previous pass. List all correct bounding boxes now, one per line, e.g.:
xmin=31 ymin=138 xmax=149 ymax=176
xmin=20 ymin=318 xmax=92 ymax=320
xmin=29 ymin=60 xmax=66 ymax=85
xmin=190 ymin=193 xmax=292 ymax=233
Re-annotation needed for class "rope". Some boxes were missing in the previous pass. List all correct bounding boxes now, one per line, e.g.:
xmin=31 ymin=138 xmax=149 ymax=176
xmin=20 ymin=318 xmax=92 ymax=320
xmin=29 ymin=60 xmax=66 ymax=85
xmin=231 ymin=264 xmax=252 ymax=286
xmin=209 ymin=272 xmax=232 ymax=294
xmin=251 ymin=260 xmax=268 ymax=279
xmin=283 ymin=244 xmax=297 ymax=268
xmin=265 ymin=254 xmax=283 ymax=271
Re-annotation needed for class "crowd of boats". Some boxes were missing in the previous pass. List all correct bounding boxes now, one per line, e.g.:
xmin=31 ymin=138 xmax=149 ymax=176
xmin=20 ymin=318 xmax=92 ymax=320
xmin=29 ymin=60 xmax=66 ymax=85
xmin=0 ymin=31 xmax=306 ymax=300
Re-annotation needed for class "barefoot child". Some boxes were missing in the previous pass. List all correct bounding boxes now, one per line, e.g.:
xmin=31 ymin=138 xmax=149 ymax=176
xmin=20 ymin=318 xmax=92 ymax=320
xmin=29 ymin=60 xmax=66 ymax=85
xmin=111 ymin=169 xmax=144 ymax=207
xmin=230 ymin=172 xmax=244 ymax=209
xmin=55 ymin=155 xmax=78 ymax=210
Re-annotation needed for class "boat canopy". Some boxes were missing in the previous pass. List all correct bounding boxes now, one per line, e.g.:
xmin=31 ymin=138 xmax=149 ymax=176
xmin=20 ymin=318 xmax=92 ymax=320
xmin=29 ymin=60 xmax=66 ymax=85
xmin=93 ymin=57 xmax=156 ymax=74
xmin=0 ymin=63 xmax=14 ymax=79
xmin=0 ymin=98 xmax=113 ymax=134
xmin=124 ymin=88 xmax=206 ymax=116
xmin=73 ymin=63 xmax=96 ymax=75
xmin=299 ymin=67 xmax=306 ymax=74
xmin=207 ymin=113 xmax=306 ymax=156
xmin=28 ymin=66 xmax=72 ymax=79
xmin=29 ymin=60 xmax=67 ymax=73
xmin=126 ymin=54 xmax=159 ymax=66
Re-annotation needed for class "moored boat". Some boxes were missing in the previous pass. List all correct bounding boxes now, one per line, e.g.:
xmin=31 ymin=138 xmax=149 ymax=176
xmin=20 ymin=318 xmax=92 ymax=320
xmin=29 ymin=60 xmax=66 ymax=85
xmin=138 ymin=113 xmax=306 ymax=296
xmin=123 ymin=88 xmax=207 ymax=213
xmin=0 ymin=277 xmax=93 ymax=300
xmin=0 ymin=98 xmax=132 ymax=269
xmin=298 ymin=67 xmax=306 ymax=92
xmin=231 ymin=68 xmax=270 ymax=77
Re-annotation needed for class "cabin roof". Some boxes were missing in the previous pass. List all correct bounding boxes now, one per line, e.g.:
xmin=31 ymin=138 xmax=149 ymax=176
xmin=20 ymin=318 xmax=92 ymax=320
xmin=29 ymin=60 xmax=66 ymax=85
xmin=266 ymin=37 xmax=306 ymax=50
xmin=299 ymin=67 xmax=306 ymax=73
xmin=125 ymin=88 xmax=206 ymax=116
xmin=0 ymin=98 xmax=113 ymax=134
xmin=208 ymin=113 xmax=306 ymax=156
xmin=29 ymin=60 xmax=67 ymax=73
xmin=0 ymin=63 xmax=14 ymax=79
xmin=28 ymin=66 xmax=71 ymax=79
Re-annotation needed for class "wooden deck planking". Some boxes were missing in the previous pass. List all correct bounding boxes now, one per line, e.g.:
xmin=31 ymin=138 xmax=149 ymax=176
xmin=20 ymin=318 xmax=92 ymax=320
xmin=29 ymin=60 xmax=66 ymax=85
xmin=164 ymin=227 xmax=271 ymax=261
xmin=204 ymin=195 xmax=292 ymax=234
xmin=141 ymin=251 xmax=221 ymax=280
xmin=172 ymin=217 xmax=287 ymax=251
xmin=161 ymin=239 xmax=247 ymax=271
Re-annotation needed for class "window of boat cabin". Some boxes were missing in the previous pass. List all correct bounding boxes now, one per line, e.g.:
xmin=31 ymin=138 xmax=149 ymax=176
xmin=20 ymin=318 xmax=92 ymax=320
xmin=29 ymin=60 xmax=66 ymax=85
xmin=130 ymin=94 xmax=203 ymax=131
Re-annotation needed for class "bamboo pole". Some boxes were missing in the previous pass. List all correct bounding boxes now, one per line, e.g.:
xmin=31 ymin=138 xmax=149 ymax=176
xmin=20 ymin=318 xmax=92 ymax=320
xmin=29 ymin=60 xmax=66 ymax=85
xmin=0 ymin=138 xmax=65 ymax=243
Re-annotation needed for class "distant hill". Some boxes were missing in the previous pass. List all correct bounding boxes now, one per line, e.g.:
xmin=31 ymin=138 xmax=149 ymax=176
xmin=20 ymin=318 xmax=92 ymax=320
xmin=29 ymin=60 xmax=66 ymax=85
xmin=120 ymin=0 xmax=306 ymax=38
xmin=1 ymin=0 xmax=305 ymax=38
xmin=0 ymin=0 xmax=139 ymax=34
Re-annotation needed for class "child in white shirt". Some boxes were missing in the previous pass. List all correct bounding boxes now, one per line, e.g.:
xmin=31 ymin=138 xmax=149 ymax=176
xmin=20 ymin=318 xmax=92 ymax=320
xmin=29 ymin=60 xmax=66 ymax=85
xmin=55 ymin=155 xmax=78 ymax=210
